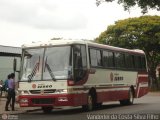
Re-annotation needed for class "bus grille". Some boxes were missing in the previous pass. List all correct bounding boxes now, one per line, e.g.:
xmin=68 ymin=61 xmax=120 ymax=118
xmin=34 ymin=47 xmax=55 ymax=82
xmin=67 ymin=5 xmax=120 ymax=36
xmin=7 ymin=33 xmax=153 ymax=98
xmin=31 ymin=98 xmax=54 ymax=104
xmin=29 ymin=89 xmax=56 ymax=94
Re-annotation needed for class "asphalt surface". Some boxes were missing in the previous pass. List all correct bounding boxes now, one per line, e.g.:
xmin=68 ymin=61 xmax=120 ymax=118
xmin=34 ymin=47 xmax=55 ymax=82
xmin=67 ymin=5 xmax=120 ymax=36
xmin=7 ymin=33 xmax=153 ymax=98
xmin=1 ymin=92 xmax=160 ymax=120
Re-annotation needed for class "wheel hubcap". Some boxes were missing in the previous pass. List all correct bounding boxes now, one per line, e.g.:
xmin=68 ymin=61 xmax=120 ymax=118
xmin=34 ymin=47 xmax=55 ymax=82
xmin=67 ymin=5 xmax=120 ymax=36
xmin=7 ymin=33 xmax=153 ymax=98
xmin=88 ymin=95 xmax=93 ymax=110
xmin=130 ymin=91 xmax=133 ymax=103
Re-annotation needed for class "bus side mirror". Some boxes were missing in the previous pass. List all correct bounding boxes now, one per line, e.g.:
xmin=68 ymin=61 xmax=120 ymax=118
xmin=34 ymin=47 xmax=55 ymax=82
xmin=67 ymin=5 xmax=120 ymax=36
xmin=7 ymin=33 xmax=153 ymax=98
xmin=13 ymin=58 xmax=17 ymax=72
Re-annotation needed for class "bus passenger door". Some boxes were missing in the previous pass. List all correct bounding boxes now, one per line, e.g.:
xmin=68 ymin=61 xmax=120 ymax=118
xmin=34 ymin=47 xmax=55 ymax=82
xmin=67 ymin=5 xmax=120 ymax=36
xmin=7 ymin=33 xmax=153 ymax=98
xmin=73 ymin=45 xmax=87 ymax=83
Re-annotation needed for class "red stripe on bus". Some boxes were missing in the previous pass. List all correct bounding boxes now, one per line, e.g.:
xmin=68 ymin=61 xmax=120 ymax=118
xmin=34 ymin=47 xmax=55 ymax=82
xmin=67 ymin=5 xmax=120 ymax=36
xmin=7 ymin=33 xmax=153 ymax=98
xmin=97 ymin=90 xmax=129 ymax=103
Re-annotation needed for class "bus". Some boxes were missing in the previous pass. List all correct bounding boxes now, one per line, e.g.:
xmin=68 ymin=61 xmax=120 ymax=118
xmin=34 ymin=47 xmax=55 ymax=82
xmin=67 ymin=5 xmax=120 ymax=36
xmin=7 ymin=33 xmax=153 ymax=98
xmin=18 ymin=40 xmax=149 ymax=113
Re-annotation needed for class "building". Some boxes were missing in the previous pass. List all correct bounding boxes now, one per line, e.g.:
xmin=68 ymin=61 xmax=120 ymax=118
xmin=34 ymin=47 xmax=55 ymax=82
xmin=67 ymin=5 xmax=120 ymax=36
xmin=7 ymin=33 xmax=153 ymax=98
xmin=0 ymin=45 xmax=21 ymax=81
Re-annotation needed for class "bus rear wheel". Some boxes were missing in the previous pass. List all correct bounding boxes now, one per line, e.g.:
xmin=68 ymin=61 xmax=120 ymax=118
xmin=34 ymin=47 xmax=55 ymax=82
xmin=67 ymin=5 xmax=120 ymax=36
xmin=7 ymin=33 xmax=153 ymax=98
xmin=120 ymin=89 xmax=134 ymax=105
xmin=42 ymin=106 xmax=53 ymax=113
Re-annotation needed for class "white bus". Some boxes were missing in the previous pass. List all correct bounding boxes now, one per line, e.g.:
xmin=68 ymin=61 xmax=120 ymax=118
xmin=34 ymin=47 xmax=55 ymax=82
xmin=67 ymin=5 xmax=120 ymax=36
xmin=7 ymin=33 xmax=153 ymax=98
xmin=18 ymin=40 xmax=149 ymax=113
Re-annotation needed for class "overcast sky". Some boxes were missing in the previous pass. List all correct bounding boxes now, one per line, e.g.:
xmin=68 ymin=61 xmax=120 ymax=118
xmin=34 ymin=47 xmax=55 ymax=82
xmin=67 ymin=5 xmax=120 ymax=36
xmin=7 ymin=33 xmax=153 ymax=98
xmin=0 ymin=0 xmax=160 ymax=47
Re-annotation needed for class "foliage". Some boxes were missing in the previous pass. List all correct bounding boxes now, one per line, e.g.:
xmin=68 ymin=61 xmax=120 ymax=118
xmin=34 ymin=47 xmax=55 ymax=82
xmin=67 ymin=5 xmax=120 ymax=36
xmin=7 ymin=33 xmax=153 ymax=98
xmin=96 ymin=0 xmax=160 ymax=14
xmin=95 ymin=15 xmax=160 ymax=88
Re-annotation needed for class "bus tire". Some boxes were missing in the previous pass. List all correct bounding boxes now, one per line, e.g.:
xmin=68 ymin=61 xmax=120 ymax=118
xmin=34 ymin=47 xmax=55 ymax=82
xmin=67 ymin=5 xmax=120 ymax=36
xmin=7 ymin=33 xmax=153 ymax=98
xmin=0 ymin=89 xmax=2 ymax=97
xmin=82 ymin=94 xmax=95 ymax=111
xmin=42 ymin=106 xmax=53 ymax=113
xmin=120 ymin=89 xmax=134 ymax=105
xmin=96 ymin=103 xmax=102 ymax=109
xmin=128 ymin=88 xmax=134 ymax=104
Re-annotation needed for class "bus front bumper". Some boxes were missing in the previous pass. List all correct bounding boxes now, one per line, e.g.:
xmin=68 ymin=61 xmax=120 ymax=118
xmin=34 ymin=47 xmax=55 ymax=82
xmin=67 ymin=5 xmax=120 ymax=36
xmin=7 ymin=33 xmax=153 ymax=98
xmin=19 ymin=93 xmax=87 ymax=107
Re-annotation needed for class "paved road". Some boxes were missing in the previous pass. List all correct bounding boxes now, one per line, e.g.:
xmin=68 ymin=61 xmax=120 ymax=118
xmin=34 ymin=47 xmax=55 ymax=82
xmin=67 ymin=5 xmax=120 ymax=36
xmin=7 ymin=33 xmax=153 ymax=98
xmin=2 ymin=93 xmax=160 ymax=120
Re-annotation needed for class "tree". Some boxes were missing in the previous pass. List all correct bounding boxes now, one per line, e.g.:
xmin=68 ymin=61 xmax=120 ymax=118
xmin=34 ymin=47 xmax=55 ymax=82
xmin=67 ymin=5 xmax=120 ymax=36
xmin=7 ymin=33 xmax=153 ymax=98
xmin=96 ymin=0 xmax=160 ymax=14
xmin=95 ymin=15 xmax=160 ymax=89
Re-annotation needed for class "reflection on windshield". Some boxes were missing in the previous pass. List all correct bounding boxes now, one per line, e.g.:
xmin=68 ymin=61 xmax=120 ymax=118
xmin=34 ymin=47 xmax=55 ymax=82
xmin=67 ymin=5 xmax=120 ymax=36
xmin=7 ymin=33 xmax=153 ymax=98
xmin=21 ymin=46 xmax=71 ymax=81
xmin=43 ymin=46 xmax=71 ymax=80
xmin=21 ymin=48 xmax=44 ymax=81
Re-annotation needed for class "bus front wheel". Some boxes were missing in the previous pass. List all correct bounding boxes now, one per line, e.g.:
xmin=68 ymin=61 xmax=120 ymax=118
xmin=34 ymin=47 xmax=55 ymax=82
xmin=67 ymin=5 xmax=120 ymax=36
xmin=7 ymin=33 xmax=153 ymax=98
xmin=42 ymin=106 xmax=53 ymax=113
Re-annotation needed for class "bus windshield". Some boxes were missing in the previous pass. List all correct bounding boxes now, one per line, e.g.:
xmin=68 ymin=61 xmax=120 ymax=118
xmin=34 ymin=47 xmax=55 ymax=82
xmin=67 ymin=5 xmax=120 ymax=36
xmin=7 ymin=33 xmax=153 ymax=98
xmin=21 ymin=46 xmax=71 ymax=81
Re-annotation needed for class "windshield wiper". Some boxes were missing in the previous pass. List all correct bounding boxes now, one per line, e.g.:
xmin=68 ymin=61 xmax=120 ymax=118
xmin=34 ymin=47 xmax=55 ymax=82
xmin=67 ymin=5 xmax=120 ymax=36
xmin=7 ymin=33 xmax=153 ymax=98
xmin=45 ymin=57 xmax=56 ymax=81
xmin=28 ymin=56 xmax=40 ymax=82
xmin=28 ymin=62 xmax=39 ymax=82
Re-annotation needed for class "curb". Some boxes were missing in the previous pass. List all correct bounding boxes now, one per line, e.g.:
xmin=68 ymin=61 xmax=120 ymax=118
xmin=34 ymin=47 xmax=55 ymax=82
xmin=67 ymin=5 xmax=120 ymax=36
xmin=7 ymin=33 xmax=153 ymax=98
xmin=25 ymin=108 xmax=42 ymax=113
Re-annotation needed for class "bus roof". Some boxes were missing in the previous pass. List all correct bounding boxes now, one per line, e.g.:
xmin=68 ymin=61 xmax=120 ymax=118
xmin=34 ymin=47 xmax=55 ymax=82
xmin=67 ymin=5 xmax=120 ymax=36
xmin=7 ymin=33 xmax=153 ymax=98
xmin=22 ymin=39 xmax=87 ymax=48
xmin=87 ymin=42 xmax=144 ymax=55
xmin=22 ymin=39 xmax=144 ymax=55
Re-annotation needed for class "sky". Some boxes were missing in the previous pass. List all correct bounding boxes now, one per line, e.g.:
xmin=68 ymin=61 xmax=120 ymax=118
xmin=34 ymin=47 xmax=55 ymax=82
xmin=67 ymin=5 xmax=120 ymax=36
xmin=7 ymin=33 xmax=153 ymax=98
xmin=0 ymin=0 xmax=160 ymax=47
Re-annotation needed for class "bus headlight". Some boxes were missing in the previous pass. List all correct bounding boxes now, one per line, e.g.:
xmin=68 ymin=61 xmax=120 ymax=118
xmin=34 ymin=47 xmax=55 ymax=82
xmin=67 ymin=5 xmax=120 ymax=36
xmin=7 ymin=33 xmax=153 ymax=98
xmin=58 ymin=97 xmax=68 ymax=102
xmin=20 ymin=98 xmax=28 ymax=103
xmin=20 ymin=98 xmax=29 ymax=107
xmin=19 ymin=90 xmax=29 ymax=95
xmin=55 ymin=89 xmax=67 ymax=93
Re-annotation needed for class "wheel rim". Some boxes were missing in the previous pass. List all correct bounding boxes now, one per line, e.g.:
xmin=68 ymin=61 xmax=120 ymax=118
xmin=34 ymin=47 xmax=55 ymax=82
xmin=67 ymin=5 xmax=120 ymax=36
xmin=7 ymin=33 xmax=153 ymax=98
xmin=88 ymin=95 xmax=93 ymax=110
xmin=129 ymin=91 xmax=134 ymax=103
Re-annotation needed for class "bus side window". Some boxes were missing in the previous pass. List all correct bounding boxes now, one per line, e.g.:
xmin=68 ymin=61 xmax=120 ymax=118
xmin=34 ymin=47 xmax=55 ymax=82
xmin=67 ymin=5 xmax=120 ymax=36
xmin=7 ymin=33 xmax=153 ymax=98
xmin=73 ymin=45 xmax=87 ymax=82
xmin=108 ymin=51 xmax=114 ymax=68
xmin=89 ymin=48 xmax=102 ymax=67
xmin=138 ymin=56 xmax=142 ymax=69
xmin=141 ymin=56 xmax=146 ymax=70
xmin=125 ymin=54 xmax=134 ymax=69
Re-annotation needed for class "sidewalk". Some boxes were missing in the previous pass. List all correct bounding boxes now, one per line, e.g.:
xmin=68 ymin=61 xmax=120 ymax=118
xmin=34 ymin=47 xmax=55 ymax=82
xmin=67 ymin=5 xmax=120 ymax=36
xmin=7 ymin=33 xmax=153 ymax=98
xmin=0 ymin=95 xmax=41 ymax=115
